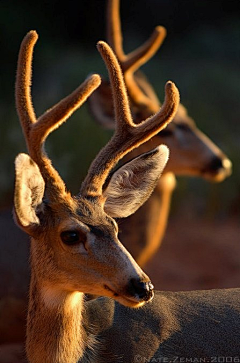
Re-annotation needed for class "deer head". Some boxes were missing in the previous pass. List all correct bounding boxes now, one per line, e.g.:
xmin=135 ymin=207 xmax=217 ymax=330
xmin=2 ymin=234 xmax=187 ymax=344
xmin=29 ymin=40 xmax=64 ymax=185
xmin=14 ymin=31 xmax=179 ymax=308
xmin=88 ymin=0 xmax=232 ymax=183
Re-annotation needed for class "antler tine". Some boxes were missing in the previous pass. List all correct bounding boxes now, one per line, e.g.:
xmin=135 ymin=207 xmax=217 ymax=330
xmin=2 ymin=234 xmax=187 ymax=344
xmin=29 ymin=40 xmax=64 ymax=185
xmin=107 ymin=0 xmax=125 ymax=62
xmin=80 ymin=41 xmax=179 ymax=198
xmin=96 ymin=41 xmax=134 ymax=132
xmin=15 ymin=30 xmax=38 ymax=140
xmin=122 ymin=26 xmax=166 ymax=73
xmin=16 ymin=30 xmax=101 ymax=201
xmin=106 ymin=0 xmax=166 ymax=111
xmin=123 ymin=26 xmax=166 ymax=112
xmin=107 ymin=0 xmax=166 ymax=71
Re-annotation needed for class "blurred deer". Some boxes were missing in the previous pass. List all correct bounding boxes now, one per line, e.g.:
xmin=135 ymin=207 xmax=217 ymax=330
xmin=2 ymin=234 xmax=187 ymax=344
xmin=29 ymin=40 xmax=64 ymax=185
xmin=88 ymin=0 xmax=232 ymax=266
xmin=13 ymin=30 xmax=240 ymax=363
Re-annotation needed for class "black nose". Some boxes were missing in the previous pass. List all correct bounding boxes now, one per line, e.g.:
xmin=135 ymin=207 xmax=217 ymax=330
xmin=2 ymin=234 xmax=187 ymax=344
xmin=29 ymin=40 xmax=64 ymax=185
xmin=128 ymin=278 xmax=154 ymax=301
xmin=208 ymin=157 xmax=225 ymax=171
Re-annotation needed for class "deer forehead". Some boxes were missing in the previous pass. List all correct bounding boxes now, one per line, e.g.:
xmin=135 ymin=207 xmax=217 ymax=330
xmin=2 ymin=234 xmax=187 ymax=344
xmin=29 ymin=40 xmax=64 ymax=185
xmin=173 ymin=104 xmax=196 ymax=128
xmin=45 ymin=197 xmax=116 ymax=236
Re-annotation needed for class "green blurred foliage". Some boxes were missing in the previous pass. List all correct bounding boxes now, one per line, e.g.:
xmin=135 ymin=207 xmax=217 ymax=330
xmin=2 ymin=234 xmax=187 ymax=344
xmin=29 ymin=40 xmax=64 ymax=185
xmin=0 ymin=0 xmax=239 ymax=218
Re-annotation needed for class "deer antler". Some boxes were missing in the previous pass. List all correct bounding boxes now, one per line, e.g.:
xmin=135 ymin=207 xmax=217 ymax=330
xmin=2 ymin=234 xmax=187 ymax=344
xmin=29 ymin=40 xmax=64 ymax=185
xmin=106 ymin=0 xmax=166 ymax=110
xmin=80 ymin=41 xmax=179 ymax=198
xmin=15 ymin=30 xmax=101 ymax=201
xmin=16 ymin=31 xmax=179 ymax=202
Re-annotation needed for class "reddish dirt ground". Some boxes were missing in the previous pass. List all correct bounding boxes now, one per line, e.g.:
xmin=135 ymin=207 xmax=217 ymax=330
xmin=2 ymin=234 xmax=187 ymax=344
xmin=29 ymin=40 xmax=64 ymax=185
xmin=145 ymin=215 xmax=240 ymax=291
xmin=0 ymin=210 xmax=239 ymax=362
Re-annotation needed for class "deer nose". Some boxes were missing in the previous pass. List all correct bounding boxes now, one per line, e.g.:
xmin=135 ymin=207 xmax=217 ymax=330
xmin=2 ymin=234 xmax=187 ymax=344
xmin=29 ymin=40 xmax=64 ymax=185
xmin=209 ymin=157 xmax=223 ymax=171
xmin=222 ymin=158 xmax=232 ymax=173
xmin=128 ymin=278 xmax=154 ymax=302
xmin=209 ymin=156 xmax=232 ymax=173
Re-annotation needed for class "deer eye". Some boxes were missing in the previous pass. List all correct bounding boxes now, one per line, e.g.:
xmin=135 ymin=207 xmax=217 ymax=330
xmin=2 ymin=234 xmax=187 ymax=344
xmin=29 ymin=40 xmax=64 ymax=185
xmin=60 ymin=230 xmax=86 ymax=246
xmin=177 ymin=123 xmax=190 ymax=131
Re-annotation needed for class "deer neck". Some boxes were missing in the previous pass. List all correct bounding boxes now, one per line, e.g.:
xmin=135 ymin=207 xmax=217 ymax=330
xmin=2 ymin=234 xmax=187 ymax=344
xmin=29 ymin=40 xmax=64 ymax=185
xmin=26 ymin=257 xmax=88 ymax=363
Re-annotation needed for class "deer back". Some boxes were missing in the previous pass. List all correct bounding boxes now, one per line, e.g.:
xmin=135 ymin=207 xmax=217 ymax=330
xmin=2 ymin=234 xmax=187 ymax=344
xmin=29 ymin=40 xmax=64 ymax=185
xmin=84 ymin=288 xmax=240 ymax=361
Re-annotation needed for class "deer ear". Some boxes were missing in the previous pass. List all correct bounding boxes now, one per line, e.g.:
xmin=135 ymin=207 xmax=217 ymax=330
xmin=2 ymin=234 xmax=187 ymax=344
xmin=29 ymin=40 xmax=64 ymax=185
xmin=88 ymin=80 xmax=115 ymax=130
xmin=14 ymin=153 xmax=45 ymax=232
xmin=103 ymin=145 xmax=169 ymax=218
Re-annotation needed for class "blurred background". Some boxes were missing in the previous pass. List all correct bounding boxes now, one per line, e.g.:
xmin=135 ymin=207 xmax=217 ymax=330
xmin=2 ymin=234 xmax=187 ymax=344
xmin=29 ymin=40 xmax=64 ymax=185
xmin=0 ymin=0 xmax=239 ymax=352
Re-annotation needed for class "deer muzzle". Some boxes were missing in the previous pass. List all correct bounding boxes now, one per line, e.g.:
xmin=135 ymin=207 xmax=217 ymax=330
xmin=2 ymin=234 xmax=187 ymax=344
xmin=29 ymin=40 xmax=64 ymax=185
xmin=127 ymin=278 xmax=154 ymax=302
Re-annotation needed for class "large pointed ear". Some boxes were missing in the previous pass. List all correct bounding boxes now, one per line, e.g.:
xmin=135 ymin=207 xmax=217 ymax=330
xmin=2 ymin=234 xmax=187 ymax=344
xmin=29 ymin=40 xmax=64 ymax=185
xmin=14 ymin=153 xmax=45 ymax=233
xmin=87 ymin=79 xmax=115 ymax=130
xmin=103 ymin=145 xmax=169 ymax=218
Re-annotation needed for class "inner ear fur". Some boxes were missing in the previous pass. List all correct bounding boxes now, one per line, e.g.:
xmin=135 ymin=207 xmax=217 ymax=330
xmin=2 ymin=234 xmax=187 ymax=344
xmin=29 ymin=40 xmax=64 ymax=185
xmin=14 ymin=153 xmax=45 ymax=232
xmin=103 ymin=145 xmax=169 ymax=218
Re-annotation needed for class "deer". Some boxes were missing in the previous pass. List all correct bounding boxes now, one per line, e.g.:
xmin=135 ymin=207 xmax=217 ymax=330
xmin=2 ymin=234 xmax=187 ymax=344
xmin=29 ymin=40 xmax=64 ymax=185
xmin=88 ymin=0 xmax=232 ymax=266
xmin=13 ymin=30 xmax=240 ymax=363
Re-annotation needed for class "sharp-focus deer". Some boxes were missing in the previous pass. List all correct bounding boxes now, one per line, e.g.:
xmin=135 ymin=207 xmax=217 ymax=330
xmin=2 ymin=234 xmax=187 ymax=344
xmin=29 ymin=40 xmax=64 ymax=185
xmin=14 ymin=30 xmax=240 ymax=363
xmin=88 ymin=0 xmax=232 ymax=266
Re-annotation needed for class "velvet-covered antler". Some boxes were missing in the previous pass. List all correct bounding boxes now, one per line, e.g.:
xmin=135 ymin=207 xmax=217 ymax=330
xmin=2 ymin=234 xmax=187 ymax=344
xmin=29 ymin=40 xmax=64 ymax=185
xmin=106 ymin=0 xmax=166 ymax=110
xmin=80 ymin=41 xmax=179 ymax=198
xmin=15 ymin=30 xmax=101 ymax=201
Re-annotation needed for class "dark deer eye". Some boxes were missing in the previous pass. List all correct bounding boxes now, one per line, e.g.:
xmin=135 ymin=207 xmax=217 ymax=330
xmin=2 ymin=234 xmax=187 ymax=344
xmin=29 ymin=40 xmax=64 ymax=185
xmin=177 ymin=123 xmax=190 ymax=132
xmin=60 ymin=230 xmax=86 ymax=245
